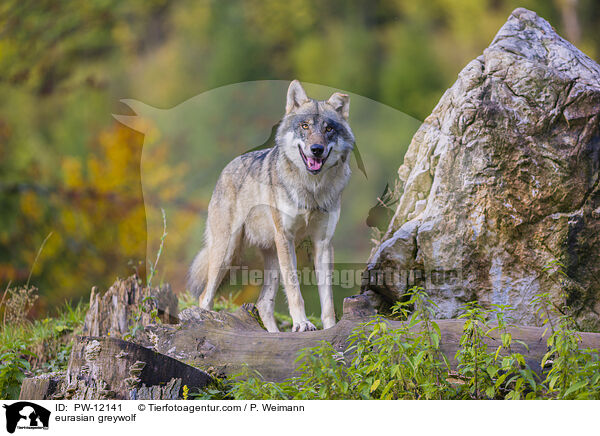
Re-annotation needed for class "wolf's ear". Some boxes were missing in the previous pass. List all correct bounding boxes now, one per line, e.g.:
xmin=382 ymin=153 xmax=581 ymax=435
xmin=327 ymin=92 xmax=350 ymax=120
xmin=286 ymin=80 xmax=309 ymax=114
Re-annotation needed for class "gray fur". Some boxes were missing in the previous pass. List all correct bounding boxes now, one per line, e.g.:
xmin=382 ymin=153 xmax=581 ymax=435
xmin=188 ymin=80 xmax=354 ymax=332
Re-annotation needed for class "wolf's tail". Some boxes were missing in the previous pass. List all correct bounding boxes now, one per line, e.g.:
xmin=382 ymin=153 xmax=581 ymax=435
xmin=188 ymin=247 xmax=209 ymax=298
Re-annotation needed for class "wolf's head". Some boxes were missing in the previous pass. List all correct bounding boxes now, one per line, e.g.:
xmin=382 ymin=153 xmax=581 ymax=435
xmin=276 ymin=80 xmax=355 ymax=175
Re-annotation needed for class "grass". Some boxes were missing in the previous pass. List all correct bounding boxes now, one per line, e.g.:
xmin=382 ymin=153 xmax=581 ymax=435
xmin=0 ymin=294 xmax=87 ymax=399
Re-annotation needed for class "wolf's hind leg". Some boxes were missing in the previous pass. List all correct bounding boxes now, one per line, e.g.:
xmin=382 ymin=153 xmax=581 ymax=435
xmin=256 ymin=248 xmax=280 ymax=332
xmin=188 ymin=247 xmax=208 ymax=298
xmin=199 ymin=226 xmax=243 ymax=310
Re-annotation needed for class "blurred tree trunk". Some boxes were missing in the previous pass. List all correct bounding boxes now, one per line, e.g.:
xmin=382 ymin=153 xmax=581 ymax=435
xmin=557 ymin=0 xmax=581 ymax=44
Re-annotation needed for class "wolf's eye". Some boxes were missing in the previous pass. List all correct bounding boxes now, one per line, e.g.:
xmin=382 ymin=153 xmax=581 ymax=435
xmin=301 ymin=123 xmax=309 ymax=130
xmin=325 ymin=126 xmax=333 ymax=132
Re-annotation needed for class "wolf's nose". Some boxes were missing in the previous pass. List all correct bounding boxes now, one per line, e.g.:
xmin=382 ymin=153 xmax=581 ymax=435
xmin=310 ymin=144 xmax=324 ymax=157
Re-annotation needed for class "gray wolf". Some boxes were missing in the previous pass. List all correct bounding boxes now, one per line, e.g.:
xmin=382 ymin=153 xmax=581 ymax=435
xmin=188 ymin=80 xmax=355 ymax=332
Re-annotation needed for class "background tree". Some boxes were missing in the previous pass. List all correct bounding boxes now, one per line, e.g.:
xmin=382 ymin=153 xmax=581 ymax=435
xmin=0 ymin=0 xmax=598 ymax=314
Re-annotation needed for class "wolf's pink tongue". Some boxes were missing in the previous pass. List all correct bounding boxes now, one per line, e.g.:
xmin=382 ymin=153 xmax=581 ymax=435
xmin=307 ymin=157 xmax=322 ymax=171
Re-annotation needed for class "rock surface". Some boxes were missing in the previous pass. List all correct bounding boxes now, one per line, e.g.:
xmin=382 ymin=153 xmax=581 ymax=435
xmin=363 ymin=8 xmax=600 ymax=329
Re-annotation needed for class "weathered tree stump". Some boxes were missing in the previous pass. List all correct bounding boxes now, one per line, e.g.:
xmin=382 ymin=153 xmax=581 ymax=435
xmin=20 ymin=337 xmax=213 ymax=400
xmin=65 ymin=336 xmax=212 ymax=399
xmin=19 ymin=372 xmax=65 ymax=400
xmin=83 ymin=275 xmax=179 ymax=338
xmin=20 ymin=275 xmax=210 ymax=401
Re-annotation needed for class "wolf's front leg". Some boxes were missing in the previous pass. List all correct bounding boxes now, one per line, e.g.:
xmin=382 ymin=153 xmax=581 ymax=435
xmin=274 ymin=233 xmax=316 ymax=332
xmin=314 ymin=239 xmax=336 ymax=329
xmin=311 ymin=209 xmax=340 ymax=329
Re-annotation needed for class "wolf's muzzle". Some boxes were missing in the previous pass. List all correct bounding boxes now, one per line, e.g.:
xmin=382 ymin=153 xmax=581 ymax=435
xmin=310 ymin=144 xmax=324 ymax=157
xmin=298 ymin=145 xmax=332 ymax=174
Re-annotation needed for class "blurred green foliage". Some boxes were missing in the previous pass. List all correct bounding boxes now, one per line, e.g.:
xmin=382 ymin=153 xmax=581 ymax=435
xmin=0 ymin=0 xmax=598 ymax=312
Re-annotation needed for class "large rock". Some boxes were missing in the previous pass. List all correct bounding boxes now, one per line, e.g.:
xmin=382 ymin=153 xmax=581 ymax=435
xmin=362 ymin=8 xmax=600 ymax=330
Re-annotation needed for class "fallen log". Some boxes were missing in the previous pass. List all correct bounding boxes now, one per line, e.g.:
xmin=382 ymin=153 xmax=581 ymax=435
xmin=137 ymin=295 xmax=600 ymax=382
xmin=21 ymin=293 xmax=600 ymax=399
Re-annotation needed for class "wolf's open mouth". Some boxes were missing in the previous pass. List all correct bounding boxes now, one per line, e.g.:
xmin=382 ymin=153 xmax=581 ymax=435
xmin=298 ymin=145 xmax=331 ymax=174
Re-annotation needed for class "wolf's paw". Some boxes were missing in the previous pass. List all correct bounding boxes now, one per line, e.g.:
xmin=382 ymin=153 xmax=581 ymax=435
xmin=322 ymin=319 xmax=336 ymax=329
xmin=292 ymin=321 xmax=317 ymax=332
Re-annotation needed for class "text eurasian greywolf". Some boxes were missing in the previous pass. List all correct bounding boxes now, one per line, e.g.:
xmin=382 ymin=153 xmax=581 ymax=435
xmin=188 ymin=80 xmax=355 ymax=332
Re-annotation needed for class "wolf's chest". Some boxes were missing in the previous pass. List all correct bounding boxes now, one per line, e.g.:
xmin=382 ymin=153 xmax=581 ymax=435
xmin=280 ymin=208 xmax=319 ymax=236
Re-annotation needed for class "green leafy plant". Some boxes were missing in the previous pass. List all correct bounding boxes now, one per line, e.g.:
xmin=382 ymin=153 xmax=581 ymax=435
xmin=194 ymin=286 xmax=600 ymax=401
xmin=0 ymin=344 xmax=34 ymax=400
xmin=345 ymin=287 xmax=451 ymax=400
xmin=0 ymin=299 xmax=87 ymax=399
xmin=487 ymin=304 xmax=539 ymax=400
xmin=454 ymin=301 xmax=498 ymax=399
xmin=535 ymin=292 xmax=600 ymax=399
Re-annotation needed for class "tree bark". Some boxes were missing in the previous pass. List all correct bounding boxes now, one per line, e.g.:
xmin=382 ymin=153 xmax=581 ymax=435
xmin=139 ymin=295 xmax=600 ymax=382
xmin=20 ymin=336 xmax=213 ymax=400
xmin=83 ymin=275 xmax=179 ymax=338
